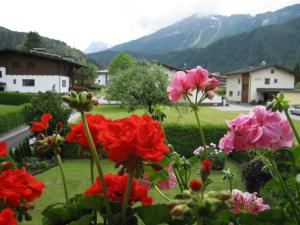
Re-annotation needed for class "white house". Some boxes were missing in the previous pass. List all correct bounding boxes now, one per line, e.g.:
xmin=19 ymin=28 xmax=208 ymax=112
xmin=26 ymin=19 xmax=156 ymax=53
xmin=95 ymin=69 xmax=110 ymax=86
xmin=0 ymin=49 xmax=86 ymax=93
xmin=224 ymin=64 xmax=296 ymax=103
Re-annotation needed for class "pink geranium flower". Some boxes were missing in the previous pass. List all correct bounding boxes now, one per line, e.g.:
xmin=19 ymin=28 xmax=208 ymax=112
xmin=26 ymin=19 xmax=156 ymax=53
xmin=219 ymin=106 xmax=293 ymax=152
xmin=231 ymin=189 xmax=270 ymax=215
xmin=186 ymin=66 xmax=209 ymax=91
xmin=167 ymin=71 xmax=190 ymax=103
xmin=205 ymin=77 xmax=219 ymax=91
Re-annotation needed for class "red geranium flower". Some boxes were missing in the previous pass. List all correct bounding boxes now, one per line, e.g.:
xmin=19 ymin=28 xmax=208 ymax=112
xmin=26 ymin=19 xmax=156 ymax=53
xmin=85 ymin=173 xmax=152 ymax=206
xmin=0 ymin=208 xmax=16 ymax=225
xmin=189 ymin=178 xmax=202 ymax=192
xmin=66 ymin=114 xmax=110 ymax=148
xmin=30 ymin=113 xmax=52 ymax=132
xmin=0 ymin=142 xmax=7 ymax=156
xmin=0 ymin=168 xmax=45 ymax=207
xmin=98 ymin=114 xmax=168 ymax=163
xmin=202 ymin=159 xmax=212 ymax=170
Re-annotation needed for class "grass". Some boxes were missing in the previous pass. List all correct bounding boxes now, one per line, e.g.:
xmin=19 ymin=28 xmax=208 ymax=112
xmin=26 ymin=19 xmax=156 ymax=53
xmin=90 ymin=104 xmax=242 ymax=126
xmin=21 ymin=159 xmax=242 ymax=225
xmin=0 ymin=104 xmax=24 ymax=116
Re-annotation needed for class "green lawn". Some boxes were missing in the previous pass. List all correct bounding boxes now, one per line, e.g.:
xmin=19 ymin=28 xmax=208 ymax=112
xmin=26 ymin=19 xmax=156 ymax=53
xmin=0 ymin=104 xmax=24 ymax=115
xmin=21 ymin=159 xmax=242 ymax=225
xmin=91 ymin=105 xmax=242 ymax=126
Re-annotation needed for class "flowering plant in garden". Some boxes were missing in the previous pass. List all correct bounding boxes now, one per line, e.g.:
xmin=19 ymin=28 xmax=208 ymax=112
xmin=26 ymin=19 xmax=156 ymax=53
xmin=2 ymin=66 xmax=300 ymax=225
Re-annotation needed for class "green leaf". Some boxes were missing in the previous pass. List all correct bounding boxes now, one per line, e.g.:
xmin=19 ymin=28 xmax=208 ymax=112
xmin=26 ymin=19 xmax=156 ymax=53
xmin=292 ymin=146 xmax=300 ymax=167
xmin=79 ymin=195 xmax=104 ymax=210
xmin=135 ymin=204 xmax=172 ymax=225
xmin=68 ymin=214 xmax=94 ymax=225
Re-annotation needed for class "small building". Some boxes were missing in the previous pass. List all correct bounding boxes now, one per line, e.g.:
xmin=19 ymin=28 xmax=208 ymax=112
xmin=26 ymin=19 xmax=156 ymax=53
xmin=224 ymin=64 xmax=296 ymax=104
xmin=0 ymin=49 xmax=86 ymax=93
xmin=95 ymin=69 xmax=110 ymax=87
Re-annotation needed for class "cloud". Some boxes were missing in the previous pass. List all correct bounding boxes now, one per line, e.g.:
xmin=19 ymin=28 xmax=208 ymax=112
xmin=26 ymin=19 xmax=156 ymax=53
xmin=0 ymin=0 xmax=299 ymax=50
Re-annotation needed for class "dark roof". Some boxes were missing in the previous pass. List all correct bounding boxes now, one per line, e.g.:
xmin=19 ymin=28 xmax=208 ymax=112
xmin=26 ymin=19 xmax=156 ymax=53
xmin=223 ymin=64 xmax=296 ymax=76
xmin=151 ymin=61 xmax=182 ymax=71
xmin=0 ymin=48 xmax=85 ymax=68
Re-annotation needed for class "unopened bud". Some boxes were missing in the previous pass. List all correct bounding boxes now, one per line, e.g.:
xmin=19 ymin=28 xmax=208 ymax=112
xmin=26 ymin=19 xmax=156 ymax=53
xmin=206 ymin=91 xmax=215 ymax=100
xmin=86 ymin=92 xmax=93 ymax=99
xmin=171 ymin=204 xmax=186 ymax=216
xmin=182 ymin=190 xmax=191 ymax=198
xmin=189 ymin=179 xmax=202 ymax=192
xmin=151 ymin=164 xmax=163 ymax=171
xmin=166 ymin=199 xmax=186 ymax=209
xmin=215 ymin=191 xmax=231 ymax=201
xmin=200 ymin=159 xmax=212 ymax=181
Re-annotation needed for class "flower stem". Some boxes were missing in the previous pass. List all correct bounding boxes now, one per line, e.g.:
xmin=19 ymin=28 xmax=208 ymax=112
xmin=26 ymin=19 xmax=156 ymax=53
xmin=193 ymin=109 xmax=207 ymax=157
xmin=80 ymin=111 xmax=112 ymax=222
xmin=154 ymin=185 xmax=171 ymax=201
xmin=53 ymin=152 xmax=69 ymax=204
xmin=90 ymin=157 xmax=95 ymax=183
xmin=283 ymin=107 xmax=300 ymax=145
xmin=121 ymin=167 xmax=134 ymax=224
xmin=268 ymin=155 xmax=300 ymax=224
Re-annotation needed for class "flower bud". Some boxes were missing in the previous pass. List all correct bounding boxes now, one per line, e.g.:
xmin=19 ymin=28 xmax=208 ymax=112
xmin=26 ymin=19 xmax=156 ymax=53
xmin=166 ymin=199 xmax=186 ymax=209
xmin=215 ymin=191 xmax=231 ymax=201
xmin=189 ymin=178 xmax=202 ymax=192
xmin=171 ymin=204 xmax=186 ymax=216
xmin=151 ymin=164 xmax=163 ymax=171
xmin=182 ymin=190 xmax=191 ymax=198
xmin=56 ymin=121 xmax=63 ymax=134
xmin=200 ymin=159 xmax=212 ymax=181
xmin=47 ymin=138 xmax=53 ymax=145
xmin=206 ymin=91 xmax=215 ymax=100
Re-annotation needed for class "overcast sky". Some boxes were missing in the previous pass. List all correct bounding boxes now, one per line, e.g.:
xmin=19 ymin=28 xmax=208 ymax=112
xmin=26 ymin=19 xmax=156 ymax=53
xmin=1 ymin=0 xmax=299 ymax=51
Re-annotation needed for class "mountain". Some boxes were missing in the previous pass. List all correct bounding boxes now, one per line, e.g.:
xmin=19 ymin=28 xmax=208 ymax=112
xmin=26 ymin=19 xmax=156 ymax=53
xmin=94 ymin=4 xmax=300 ymax=55
xmin=84 ymin=41 xmax=109 ymax=54
xmin=158 ymin=15 xmax=300 ymax=73
xmin=0 ymin=27 xmax=91 ymax=66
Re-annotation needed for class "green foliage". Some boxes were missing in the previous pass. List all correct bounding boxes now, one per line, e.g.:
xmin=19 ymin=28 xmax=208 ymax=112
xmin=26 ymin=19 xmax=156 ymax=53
xmin=12 ymin=138 xmax=32 ymax=165
xmin=164 ymin=124 xmax=227 ymax=158
xmin=208 ymin=150 xmax=226 ymax=171
xmin=23 ymin=90 xmax=72 ymax=136
xmin=0 ymin=92 xmax=35 ymax=105
xmin=295 ymin=81 xmax=300 ymax=89
xmin=229 ymin=152 xmax=252 ymax=163
xmin=108 ymin=51 xmax=133 ymax=76
xmin=19 ymin=31 xmax=42 ymax=50
xmin=60 ymin=142 xmax=80 ymax=159
xmin=107 ymin=60 xmax=169 ymax=112
xmin=135 ymin=204 xmax=172 ymax=225
xmin=81 ymin=64 xmax=98 ymax=86
xmin=294 ymin=63 xmax=300 ymax=82
xmin=0 ymin=110 xmax=25 ymax=134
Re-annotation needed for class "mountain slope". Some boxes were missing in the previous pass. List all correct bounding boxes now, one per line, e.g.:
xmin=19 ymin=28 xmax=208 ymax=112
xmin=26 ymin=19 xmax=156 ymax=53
xmin=85 ymin=41 xmax=109 ymax=54
xmin=0 ymin=27 xmax=91 ymax=65
xmin=107 ymin=4 xmax=300 ymax=54
xmin=158 ymin=16 xmax=300 ymax=73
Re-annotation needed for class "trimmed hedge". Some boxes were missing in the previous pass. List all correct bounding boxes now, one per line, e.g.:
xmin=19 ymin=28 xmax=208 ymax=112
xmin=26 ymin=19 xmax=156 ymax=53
xmin=0 ymin=110 xmax=25 ymax=134
xmin=0 ymin=92 xmax=35 ymax=105
xmin=164 ymin=123 xmax=228 ymax=158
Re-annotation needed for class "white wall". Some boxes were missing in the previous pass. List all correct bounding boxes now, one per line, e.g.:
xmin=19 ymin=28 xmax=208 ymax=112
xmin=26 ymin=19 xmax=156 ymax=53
xmin=225 ymin=74 xmax=242 ymax=102
xmin=0 ymin=67 xmax=7 ymax=90
xmin=249 ymin=67 xmax=295 ymax=102
xmin=95 ymin=74 xmax=108 ymax=86
xmin=5 ymin=74 xmax=69 ymax=93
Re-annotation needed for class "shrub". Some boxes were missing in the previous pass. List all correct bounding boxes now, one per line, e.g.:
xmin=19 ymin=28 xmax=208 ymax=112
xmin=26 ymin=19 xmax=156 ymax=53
xmin=61 ymin=142 xmax=81 ymax=159
xmin=164 ymin=124 xmax=227 ymax=158
xmin=0 ymin=92 xmax=35 ymax=105
xmin=10 ymin=138 xmax=32 ymax=165
xmin=23 ymin=90 xmax=72 ymax=136
xmin=241 ymin=159 xmax=271 ymax=193
xmin=0 ymin=110 xmax=25 ymax=134
xmin=208 ymin=150 xmax=226 ymax=171
xmin=229 ymin=152 xmax=252 ymax=163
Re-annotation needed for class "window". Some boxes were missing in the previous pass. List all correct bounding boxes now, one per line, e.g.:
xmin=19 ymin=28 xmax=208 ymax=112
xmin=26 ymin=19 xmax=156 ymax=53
xmin=238 ymin=79 xmax=240 ymax=84
xmin=274 ymin=79 xmax=278 ymax=83
xmin=13 ymin=79 xmax=16 ymax=84
xmin=229 ymin=91 xmax=233 ymax=97
xmin=238 ymin=91 xmax=240 ymax=96
xmin=271 ymin=69 xmax=275 ymax=74
xmin=265 ymin=78 xmax=270 ymax=85
xmin=27 ymin=62 xmax=35 ymax=69
xmin=12 ymin=63 xmax=20 ymax=70
xmin=62 ymin=80 xmax=66 ymax=87
xmin=22 ymin=79 xmax=35 ymax=86
xmin=0 ymin=71 xmax=2 ymax=78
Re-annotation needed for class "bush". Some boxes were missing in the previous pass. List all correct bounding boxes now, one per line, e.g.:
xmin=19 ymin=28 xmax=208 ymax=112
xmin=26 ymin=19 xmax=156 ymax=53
xmin=0 ymin=110 xmax=25 ymax=134
xmin=0 ymin=92 xmax=35 ymax=105
xmin=229 ymin=152 xmax=252 ymax=163
xmin=11 ymin=138 xmax=32 ymax=165
xmin=61 ymin=142 xmax=81 ymax=159
xmin=241 ymin=159 xmax=271 ymax=193
xmin=23 ymin=90 xmax=72 ymax=136
xmin=164 ymin=124 xmax=227 ymax=158
xmin=208 ymin=150 xmax=226 ymax=171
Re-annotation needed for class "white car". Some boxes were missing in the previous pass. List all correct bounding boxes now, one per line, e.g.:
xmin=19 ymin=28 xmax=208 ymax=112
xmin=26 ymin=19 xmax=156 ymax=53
xmin=290 ymin=106 xmax=300 ymax=115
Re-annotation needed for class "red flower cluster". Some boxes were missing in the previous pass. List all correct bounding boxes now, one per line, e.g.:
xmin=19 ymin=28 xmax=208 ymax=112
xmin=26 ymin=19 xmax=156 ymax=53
xmin=85 ymin=173 xmax=152 ymax=205
xmin=66 ymin=114 xmax=109 ymax=148
xmin=0 ymin=168 xmax=45 ymax=207
xmin=98 ymin=114 xmax=168 ymax=163
xmin=0 ymin=141 xmax=7 ymax=156
xmin=0 ymin=208 xmax=16 ymax=225
xmin=30 ymin=113 xmax=52 ymax=132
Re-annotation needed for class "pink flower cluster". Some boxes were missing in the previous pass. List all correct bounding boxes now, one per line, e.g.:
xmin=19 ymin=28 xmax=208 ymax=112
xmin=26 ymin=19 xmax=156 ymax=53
xmin=167 ymin=66 xmax=219 ymax=102
xmin=219 ymin=106 xmax=293 ymax=153
xmin=231 ymin=189 xmax=270 ymax=215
